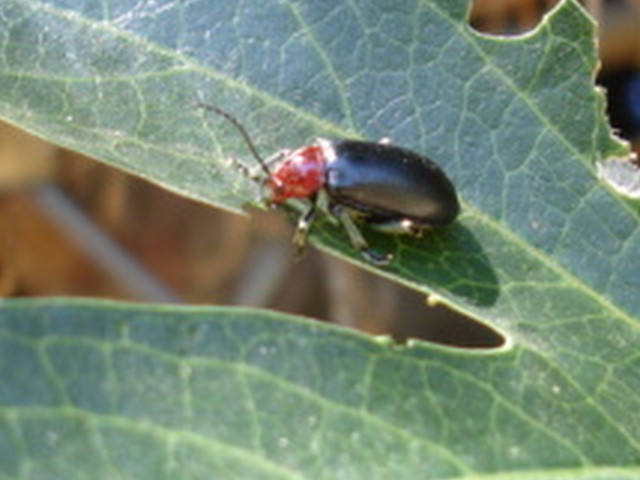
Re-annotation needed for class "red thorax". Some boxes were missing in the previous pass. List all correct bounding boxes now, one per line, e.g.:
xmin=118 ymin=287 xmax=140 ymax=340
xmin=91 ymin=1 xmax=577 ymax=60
xmin=266 ymin=145 xmax=326 ymax=204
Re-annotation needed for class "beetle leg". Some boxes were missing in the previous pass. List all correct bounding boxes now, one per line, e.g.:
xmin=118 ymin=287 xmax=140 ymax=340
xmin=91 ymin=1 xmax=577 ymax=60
xmin=228 ymin=150 xmax=291 ymax=181
xmin=263 ymin=149 xmax=291 ymax=167
xmin=227 ymin=156 xmax=258 ymax=180
xmin=292 ymin=196 xmax=317 ymax=259
xmin=331 ymin=205 xmax=392 ymax=266
xmin=369 ymin=218 xmax=425 ymax=237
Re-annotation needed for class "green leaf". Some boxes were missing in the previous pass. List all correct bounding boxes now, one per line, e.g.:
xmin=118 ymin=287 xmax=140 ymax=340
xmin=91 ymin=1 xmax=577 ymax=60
xmin=0 ymin=0 xmax=635 ymax=306
xmin=1 ymin=0 xmax=640 ymax=478
xmin=1 ymin=298 xmax=640 ymax=480
xmin=0 ymin=0 xmax=635 ymax=309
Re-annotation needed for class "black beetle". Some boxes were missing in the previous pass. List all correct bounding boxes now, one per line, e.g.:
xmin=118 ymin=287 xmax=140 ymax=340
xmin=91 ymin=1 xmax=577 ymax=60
xmin=198 ymin=103 xmax=459 ymax=264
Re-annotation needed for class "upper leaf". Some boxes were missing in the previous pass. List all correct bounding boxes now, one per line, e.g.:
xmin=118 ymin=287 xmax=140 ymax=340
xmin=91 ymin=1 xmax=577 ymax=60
xmin=2 ymin=0 xmax=635 ymax=324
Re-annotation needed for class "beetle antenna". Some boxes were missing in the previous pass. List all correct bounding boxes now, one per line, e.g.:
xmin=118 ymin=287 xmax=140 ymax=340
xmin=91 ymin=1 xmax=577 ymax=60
xmin=196 ymin=102 xmax=271 ymax=177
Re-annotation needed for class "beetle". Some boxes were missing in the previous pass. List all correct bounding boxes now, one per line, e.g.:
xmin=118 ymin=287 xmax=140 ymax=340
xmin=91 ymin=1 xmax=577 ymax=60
xmin=198 ymin=103 xmax=459 ymax=265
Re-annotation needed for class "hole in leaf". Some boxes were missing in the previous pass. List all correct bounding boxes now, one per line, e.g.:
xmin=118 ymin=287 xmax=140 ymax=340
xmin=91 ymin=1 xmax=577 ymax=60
xmin=597 ymin=67 xmax=640 ymax=198
xmin=598 ymin=68 xmax=640 ymax=145
xmin=470 ymin=0 xmax=560 ymax=35
xmin=388 ymin=291 xmax=505 ymax=349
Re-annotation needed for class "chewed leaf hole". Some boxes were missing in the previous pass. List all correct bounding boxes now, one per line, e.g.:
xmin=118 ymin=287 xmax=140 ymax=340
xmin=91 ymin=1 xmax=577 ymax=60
xmin=391 ymin=293 xmax=505 ymax=349
xmin=470 ymin=0 xmax=559 ymax=35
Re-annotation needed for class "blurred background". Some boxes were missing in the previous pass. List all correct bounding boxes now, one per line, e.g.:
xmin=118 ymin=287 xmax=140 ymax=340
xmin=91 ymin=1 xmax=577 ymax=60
xmin=1 ymin=0 xmax=638 ymax=345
